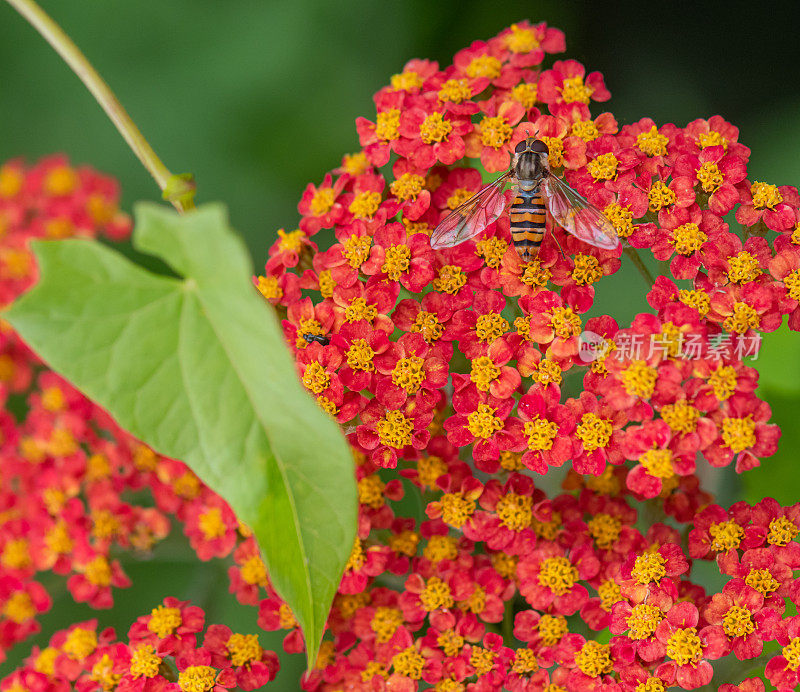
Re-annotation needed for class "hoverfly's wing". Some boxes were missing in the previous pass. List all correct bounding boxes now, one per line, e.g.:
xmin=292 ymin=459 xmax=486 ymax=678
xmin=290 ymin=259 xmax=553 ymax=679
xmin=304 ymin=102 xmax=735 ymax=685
xmin=541 ymin=174 xmax=620 ymax=250
xmin=430 ymin=171 xmax=514 ymax=249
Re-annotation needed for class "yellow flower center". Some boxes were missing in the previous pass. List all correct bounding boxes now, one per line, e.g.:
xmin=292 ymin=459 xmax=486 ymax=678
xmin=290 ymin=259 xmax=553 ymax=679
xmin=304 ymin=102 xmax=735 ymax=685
xmin=349 ymin=191 xmax=382 ymax=219
xmin=660 ymin=400 xmax=700 ymax=434
xmin=511 ymin=82 xmax=538 ymax=108
xmin=499 ymin=450 xmax=523 ymax=470
xmin=258 ymin=276 xmax=281 ymax=302
xmin=575 ymin=640 xmax=613 ymax=678
xmin=411 ymin=310 xmax=444 ymax=342
xmin=627 ymin=603 xmax=664 ymax=639
xmin=433 ymin=264 xmax=467 ymax=293
xmin=130 ymin=644 xmax=161 ymax=679
xmin=178 ymin=665 xmax=218 ymax=692
xmin=782 ymin=638 xmax=800 ymax=670
xmin=603 ymin=203 xmax=635 ymax=239
xmin=459 ymin=584 xmax=487 ymax=614
xmin=371 ymin=607 xmax=404 ymax=643
xmin=666 ymin=627 xmax=704 ymax=666
xmin=0 ymin=166 xmax=23 ymax=197
xmin=621 ymin=360 xmax=657 ymax=398
xmin=696 ymin=162 xmax=723 ymax=193
xmin=466 ymin=55 xmax=502 ymax=79
xmin=550 ymin=305 xmax=582 ymax=338
xmin=572 ymin=253 xmax=603 ymax=285
xmin=470 ymin=356 xmax=500 ymax=391
xmin=538 ymin=614 xmax=569 ymax=646
xmin=475 ymin=312 xmax=509 ymax=342
xmin=727 ymin=251 xmax=762 ymax=284
xmin=376 ymin=410 xmax=414 ymax=449
xmin=470 ymin=646 xmax=496 ymax=676
xmin=784 ymin=270 xmax=800 ymax=300
xmin=440 ymin=493 xmax=476 ymax=528
xmin=342 ymin=233 xmax=372 ymax=268
xmin=302 ymin=362 xmax=330 ymax=394
xmin=344 ymin=296 xmax=377 ymax=323
xmin=148 ymin=605 xmax=182 ymax=638
xmin=721 ymin=415 xmax=756 ymax=453
xmin=478 ymin=115 xmax=513 ymax=149
xmin=678 ymin=288 xmax=710 ymax=317
xmin=631 ymin=552 xmax=666 ymax=584
xmin=278 ymin=603 xmax=297 ymax=629
xmin=415 ymin=456 xmax=445 ymax=490
xmin=241 ymin=554 xmax=267 ymax=586
xmin=83 ymin=555 xmax=111 ymax=586
xmin=520 ymin=258 xmax=551 ymax=286
xmin=524 ymin=416 xmax=558 ymax=451
xmin=648 ymin=180 xmax=677 ymax=211
xmin=476 ymin=236 xmax=508 ymax=267
xmin=392 ymin=356 xmax=425 ymax=394
xmin=44 ymin=165 xmax=77 ymax=195
xmin=437 ymin=629 xmax=464 ymax=657
xmin=309 ymin=189 xmax=336 ymax=217
xmin=671 ymin=222 xmax=707 ymax=255
xmin=745 ymin=567 xmax=779 ymax=596
xmin=34 ymin=647 xmax=58 ymax=676
xmin=586 ymin=467 xmax=621 ymax=495
xmin=506 ymin=23 xmax=540 ymax=52
xmin=226 ymin=633 xmax=262 ymax=667
xmin=391 ymin=173 xmax=425 ymax=201
xmin=561 ymin=75 xmax=593 ymax=104
xmin=391 ymin=71 xmax=424 ymax=92
xmin=358 ymin=474 xmax=386 ymax=509
xmin=466 ymin=403 xmax=504 ymax=438
xmin=537 ymin=556 xmax=578 ymax=595
xmin=198 ymin=507 xmax=226 ymax=540
xmin=420 ymin=112 xmax=453 ymax=144
xmin=587 ymin=153 xmax=619 ymax=181
xmin=751 ymin=181 xmax=782 ymax=209
xmin=420 ymin=576 xmax=455 ymax=611
xmin=569 ymin=120 xmax=598 ymax=142
xmin=341 ymin=151 xmax=369 ymax=175
xmin=63 ymin=627 xmax=98 ymax=660
xmin=389 ymin=529 xmax=419 ymax=557
xmin=640 ymin=448 xmax=674 ymax=479
xmin=708 ymin=365 xmax=738 ymax=400
xmin=345 ymin=537 xmax=365 ymax=572
xmin=3 ymin=592 xmax=34 ymax=624
xmin=768 ymin=516 xmax=800 ymax=546
xmin=709 ymin=520 xmax=744 ymax=552
xmin=381 ymin=244 xmax=411 ymax=280
xmin=512 ymin=648 xmax=539 ymax=675
xmin=425 ymin=535 xmax=458 ymax=562
xmin=698 ymin=130 xmax=727 ymax=150
xmin=636 ymin=126 xmax=669 ymax=156
xmin=587 ymin=513 xmax=622 ymax=549
xmin=361 ymin=662 xmax=388 ymax=683
xmin=492 ymin=552 xmax=518 ymax=579
xmin=496 ymin=493 xmax=533 ymax=531
xmin=722 ymin=605 xmax=755 ymax=638
xmin=597 ymin=579 xmax=623 ymax=611
xmin=576 ymin=412 xmax=612 ymax=451
xmin=438 ymin=78 xmax=472 ymax=104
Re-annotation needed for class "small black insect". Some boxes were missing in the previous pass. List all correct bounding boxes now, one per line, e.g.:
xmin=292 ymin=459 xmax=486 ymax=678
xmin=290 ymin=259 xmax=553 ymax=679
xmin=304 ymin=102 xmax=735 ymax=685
xmin=302 ymin=333 xmax=330 ymax=346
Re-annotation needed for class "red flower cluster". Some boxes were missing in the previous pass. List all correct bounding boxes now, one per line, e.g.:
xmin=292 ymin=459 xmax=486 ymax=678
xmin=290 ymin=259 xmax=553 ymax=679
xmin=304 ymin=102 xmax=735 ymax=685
xmin=250 ymin=19 xmax=800 ymax=691
xmin=2 ymin=18 xmax=800 ymax=692
xmin=4 ymin=600 xmax=278 ymax=692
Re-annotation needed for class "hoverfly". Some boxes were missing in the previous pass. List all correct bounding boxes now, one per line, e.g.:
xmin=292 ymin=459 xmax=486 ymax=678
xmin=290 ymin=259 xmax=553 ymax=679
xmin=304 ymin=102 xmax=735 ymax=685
xmin=430 ymin=137 xmax=619 ymax=261
xmin=303 ymin=333 xmax=330 ymax=346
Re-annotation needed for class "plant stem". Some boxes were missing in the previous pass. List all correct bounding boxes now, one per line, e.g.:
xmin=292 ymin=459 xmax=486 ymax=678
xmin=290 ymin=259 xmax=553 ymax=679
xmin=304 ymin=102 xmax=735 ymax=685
xmin=624 ymin=246 xmax=656 ymax=287
xmin=5 ymin=0 xmax=191 ymax=212
xmin=502 ymin=598 xmax=514 ymax=645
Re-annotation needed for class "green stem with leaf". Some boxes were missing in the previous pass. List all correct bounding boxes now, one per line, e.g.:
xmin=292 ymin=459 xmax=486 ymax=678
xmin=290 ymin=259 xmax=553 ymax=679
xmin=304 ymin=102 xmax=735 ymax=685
xmin=4 ymin=0 xmax=194 ymax=211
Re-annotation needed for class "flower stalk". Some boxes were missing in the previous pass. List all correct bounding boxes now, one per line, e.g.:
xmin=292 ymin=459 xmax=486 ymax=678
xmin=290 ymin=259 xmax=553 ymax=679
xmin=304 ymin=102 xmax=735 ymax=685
xmin=4 ymin=0 xmax=194 ymax=212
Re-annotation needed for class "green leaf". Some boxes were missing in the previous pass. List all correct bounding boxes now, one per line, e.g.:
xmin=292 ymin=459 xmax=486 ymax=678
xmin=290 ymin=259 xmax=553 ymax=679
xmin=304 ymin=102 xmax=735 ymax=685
xmin=4 ymin=202 xmax=355 ymax=666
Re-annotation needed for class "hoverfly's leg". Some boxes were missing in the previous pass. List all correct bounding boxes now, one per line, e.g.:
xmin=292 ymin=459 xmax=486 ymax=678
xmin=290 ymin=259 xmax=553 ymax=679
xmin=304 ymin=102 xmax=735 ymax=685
xmin=550 ymin=229 xmax=567 ymax=260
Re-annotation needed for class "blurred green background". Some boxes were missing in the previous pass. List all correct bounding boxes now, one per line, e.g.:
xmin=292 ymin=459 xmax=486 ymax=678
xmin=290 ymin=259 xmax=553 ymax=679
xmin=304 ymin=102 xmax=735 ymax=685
xmin=0 ymin=0 xmax=798 ymax=687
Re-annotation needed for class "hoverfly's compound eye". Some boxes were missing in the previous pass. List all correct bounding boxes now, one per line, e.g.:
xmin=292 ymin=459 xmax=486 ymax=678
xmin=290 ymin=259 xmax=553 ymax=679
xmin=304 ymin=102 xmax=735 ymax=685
xmin=514 ymin=140 xmax=528 ymax=154
xmin=530 ymin=139 xmax=549 ymax=154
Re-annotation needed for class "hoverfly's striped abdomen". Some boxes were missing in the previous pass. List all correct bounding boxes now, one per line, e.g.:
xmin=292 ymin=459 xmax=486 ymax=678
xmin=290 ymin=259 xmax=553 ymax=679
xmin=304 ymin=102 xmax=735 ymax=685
xmin=509 ymin=183 xmax=546 ymax=263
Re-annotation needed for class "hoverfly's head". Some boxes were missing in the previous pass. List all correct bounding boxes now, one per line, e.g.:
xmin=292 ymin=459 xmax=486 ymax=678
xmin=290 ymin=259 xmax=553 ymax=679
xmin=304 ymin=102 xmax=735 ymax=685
xmin=513 ymin=137 xmax=549 ymax=180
